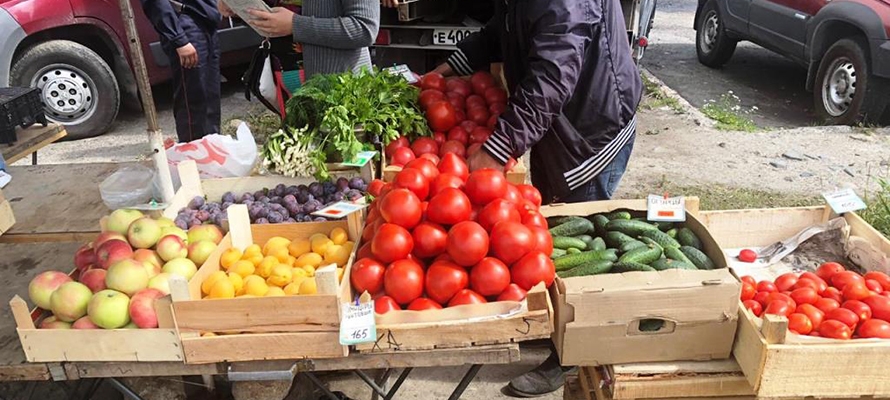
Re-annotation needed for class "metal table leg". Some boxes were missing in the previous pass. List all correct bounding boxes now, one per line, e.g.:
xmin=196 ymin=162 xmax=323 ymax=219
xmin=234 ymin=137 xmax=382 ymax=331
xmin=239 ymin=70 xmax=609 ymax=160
xmin=446 ymin=364 xmax=483 ymax=400
xmin=303 ymin=372 xmax=341 ymax=400
xmin=382 ymin=368 xmax=412 ymax=400
xmin=107 ymin=378 xmax=144 ymax=400
xmin=31 ymin=152 xmax=37 ymax=165
xmin=354 ymin=370 xmax=388 ymax=398
xmin=370 ymin=369 xmax=393 ymax=400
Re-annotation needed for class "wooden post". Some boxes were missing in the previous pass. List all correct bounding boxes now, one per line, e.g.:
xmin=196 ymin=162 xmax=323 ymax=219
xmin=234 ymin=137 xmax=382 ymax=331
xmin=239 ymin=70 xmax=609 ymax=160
xmin=227 ymin=204 xmax=253 ymax=252
xmin=761 ymin=314 xmax=788 ymax=344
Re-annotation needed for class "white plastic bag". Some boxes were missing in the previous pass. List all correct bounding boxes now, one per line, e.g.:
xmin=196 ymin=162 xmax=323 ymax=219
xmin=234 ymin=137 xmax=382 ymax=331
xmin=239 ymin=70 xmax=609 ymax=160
xmin=100 ymin=165 xmax=158 ymax=209
xmin=166 ymin=122 xmax=258 ymax=184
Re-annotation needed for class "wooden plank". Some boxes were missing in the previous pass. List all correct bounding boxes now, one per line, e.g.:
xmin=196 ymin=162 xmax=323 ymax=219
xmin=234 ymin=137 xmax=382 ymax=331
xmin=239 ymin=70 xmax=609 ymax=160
xmin=1 ymin=124 xmax=66 ymax=164
xmin=173 ymin=296 xmax=340 ymax=334
xmin=17 ymin=328 xmax=183 ymax=363
xmin=73 ymin=361 xmax=222 ymax=379
xmin=760 ymin=314 xmax=787 ymax=345
xmin=0 ymin=189 xmax=14 ymax=236
xmin=612 ymin=359 xmax=743 ymax=375
xmin=0 ymin=363 xmax=51 ymax=382
xmin=180 ymin=332 xmax=346 ymax=364
xmin=698 ymin=207 xmax=828 ymax=249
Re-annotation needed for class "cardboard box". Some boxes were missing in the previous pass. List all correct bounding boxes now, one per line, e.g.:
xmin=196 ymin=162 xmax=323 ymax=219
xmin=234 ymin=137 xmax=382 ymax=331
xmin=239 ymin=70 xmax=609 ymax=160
xmin=0 ymin=188 xmax=14 ymax=236
xmin=541 ymin=200 xmax=739 ymax=366
xmin=700 ymin=207 xmax=890 ymax=398
xmin=578 ymin=360 xmax=755 ymax=400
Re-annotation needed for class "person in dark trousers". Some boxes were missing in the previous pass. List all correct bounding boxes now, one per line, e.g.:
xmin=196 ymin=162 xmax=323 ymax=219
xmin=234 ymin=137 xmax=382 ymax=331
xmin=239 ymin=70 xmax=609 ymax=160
xmin=140 ymin=0 xmax=222 ymax=142
xmin=429 ymin=0 xmax=643 ymax=396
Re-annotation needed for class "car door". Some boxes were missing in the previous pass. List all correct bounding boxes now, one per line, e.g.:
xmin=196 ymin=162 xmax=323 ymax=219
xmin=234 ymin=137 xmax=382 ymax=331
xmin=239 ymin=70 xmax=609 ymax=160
xmin=724 ymin=0 xmax=753 ymax=34
xmin=748 ymin=0 xmax=820 ymax=61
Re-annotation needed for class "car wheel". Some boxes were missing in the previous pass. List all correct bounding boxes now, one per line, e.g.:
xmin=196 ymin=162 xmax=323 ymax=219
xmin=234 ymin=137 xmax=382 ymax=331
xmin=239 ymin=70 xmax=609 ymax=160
xmin=10 ymin=40 xmax=120 ymax=140
xmin=696 ymin=0 xmax=737 ymax=68
xmin=814 ymin=38 xmax=889 ymax=126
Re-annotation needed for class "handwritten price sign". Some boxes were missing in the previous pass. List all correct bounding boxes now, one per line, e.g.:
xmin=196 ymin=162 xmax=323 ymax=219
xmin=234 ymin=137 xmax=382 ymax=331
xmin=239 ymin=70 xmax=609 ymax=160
xmin=823 ymin=188 xmax=866 ymax=214
xmin=647 ymin=195 xmax=687 ymax=222
xmin=339 ymin=301 xmax=376 ymax=345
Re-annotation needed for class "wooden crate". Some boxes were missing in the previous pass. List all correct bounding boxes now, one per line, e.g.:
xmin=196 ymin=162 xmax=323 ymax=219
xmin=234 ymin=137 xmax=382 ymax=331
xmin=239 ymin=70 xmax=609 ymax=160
xmin=577 ymin=360 xmax=755 ymax=400
xmin=169 ymin=210 xmax=362 ymax=364
xmin=700 ymin=206 xmax=890 ymax=398
xmin=0 ymin=188 xmax=14 ymax=236
xmin=381 ymin=157 xmax=528 ymax=185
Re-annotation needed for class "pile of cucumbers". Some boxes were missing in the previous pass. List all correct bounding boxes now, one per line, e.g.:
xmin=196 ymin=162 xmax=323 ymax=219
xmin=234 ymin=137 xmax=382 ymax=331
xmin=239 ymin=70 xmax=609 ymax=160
xmin=548 ymin=211 xmax=718 ymax=279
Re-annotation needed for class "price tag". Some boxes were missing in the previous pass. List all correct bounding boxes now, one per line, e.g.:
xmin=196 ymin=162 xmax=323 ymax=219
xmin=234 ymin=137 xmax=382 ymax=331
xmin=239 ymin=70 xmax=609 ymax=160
xmin=339 ymin=301 xmax=376 ymax=345
xmin=383 ymin=65 xmax=418 ymax=84
xmin=312 ymin=201 xmax=367 ymax=219
xmin=822 ymin=188 xmax=866 ymax=214
xmin=647 ymin=194 xmax=686 ymax=222
xmin=342 ymin=151 xmax=377 ymax=167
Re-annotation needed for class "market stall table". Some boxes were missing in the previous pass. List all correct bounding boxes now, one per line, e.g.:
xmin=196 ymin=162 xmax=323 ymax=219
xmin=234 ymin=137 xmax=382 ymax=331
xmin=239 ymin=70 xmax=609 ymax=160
xmin=1 ymin=124 xmax=66 ymax=166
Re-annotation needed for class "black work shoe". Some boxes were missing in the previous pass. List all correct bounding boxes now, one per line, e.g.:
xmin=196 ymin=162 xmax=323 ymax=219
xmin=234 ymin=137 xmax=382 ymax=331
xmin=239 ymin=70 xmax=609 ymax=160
xmin=504 ymin=351 xmax=576 ymax=398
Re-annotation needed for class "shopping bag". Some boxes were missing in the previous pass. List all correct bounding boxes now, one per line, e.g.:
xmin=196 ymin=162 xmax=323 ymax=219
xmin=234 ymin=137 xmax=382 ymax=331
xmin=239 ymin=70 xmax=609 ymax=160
xmin=166 ymin=122 xmax=258 ymax=185
xmin=244 ymin=40 xmax=290 ymax=118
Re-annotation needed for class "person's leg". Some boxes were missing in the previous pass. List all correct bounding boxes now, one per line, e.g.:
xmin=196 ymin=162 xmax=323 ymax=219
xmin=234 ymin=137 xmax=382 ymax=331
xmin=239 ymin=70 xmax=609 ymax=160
xmin=558 ymin=136 xmax=636 ymax=204
xmin=169 ymin=15 xmax=211 ymax=142
xmin=204 ymin=28 xmax=221 ymax=135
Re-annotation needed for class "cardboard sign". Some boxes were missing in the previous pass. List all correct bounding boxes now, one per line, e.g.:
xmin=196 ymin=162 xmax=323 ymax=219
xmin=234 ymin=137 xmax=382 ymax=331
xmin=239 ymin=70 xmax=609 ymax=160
xmin=341 ymin=151 xmax=377 ymax=167
xmin=339 ymin=300 xmax=376 ymax=345
xmin=383 ymin=65 xmax=418 ymax=84
xmin=823 ymin=188 xmax=866 ymax=215
xmin=647 ymin=195 xmax=686 ymax=222
xmin=312 ymin=201 xmax=367 ymax=219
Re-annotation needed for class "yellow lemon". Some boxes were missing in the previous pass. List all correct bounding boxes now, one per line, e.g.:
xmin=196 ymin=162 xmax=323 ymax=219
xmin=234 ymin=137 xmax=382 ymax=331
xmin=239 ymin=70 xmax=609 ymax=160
xmin=201 ymin=271 xmax=228 ymax=295
xmin=292 ymin=267 xmax=309 ymax=279
xmin=228 ymin=272 xmax=244 ymax=295
xmin=342 ymin=241 xmax=355 ymax=255
xmin=243 ymin=275 xmax=264 ymax=286
xmin=330 ymin=227 xmax=348 ymax=245
xmin=270 ymin=247 xmax=290 ymax=264
xmin=285 ymin=255 xmax=297 ymax=267
xmin=246 ymin=253 xmax=264 ymax=267
xmin=220 ymin=248 xmax=243 ymax=270
xmin=243 ymin=244 xmax=262 ymax=258
xmin=283 ymin=281 xmax=302 ymax=295
xmin=324 ymin=245 xmax=350 ymax=267
xmin=310 ymin=235 xmax=333 ymax=255
xmin=208 ymin=278 xmax=235 ymax=299
xmin=230 ymin=260 xmax=256 ymax=278
xmin=268 ymin=264 xmax=294 ymax=287
xmin=265 ymin=286 xmax=286 ymax=297
xmin=295 ymin=252 xmax=323 ymax=268
xmin=263 ymin=237 xmax=291 ymax=255
xmin=301 ymin=265 xmax=316 ymax=277
xmin=299 ymin=277 xmax=318 ymax=295
xmin=336 ymin=267 xmax=344 ymax=283
xmin=244 ymin=277 xmax=269 ymax=297
xmin=288 ymin=239 xmax=311 ymax=258
xmin=257 ymin=256 xmax=278 ymax=278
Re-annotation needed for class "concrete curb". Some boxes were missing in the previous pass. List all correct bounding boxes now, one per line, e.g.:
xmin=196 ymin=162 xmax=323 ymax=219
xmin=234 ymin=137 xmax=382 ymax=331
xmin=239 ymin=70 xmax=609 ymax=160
xmin=640 ymin=67 xmax=717 ymax=129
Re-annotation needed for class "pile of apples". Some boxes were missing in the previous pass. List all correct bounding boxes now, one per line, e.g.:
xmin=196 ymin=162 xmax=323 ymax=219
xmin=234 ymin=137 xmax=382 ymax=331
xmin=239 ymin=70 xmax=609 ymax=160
xmin=29 ymin=209 xmax=223 ymax=330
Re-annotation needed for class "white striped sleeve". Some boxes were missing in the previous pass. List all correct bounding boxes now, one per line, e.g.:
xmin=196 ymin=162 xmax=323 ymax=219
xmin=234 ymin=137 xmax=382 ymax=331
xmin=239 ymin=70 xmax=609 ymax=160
xmin=446 ymin=49 xmax=476 ymax=76
xmin=481 ymin=130 xmax=513 ymax=164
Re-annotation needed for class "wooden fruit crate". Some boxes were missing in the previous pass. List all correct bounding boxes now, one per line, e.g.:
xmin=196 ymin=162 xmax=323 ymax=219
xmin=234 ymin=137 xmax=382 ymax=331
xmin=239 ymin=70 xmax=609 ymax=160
xmin=577 ymin=360 xmax=755 ymax=400
xmin=700 ymin=206 xmax=890 ymax=398
xmin=168 ymin=206 xmax=362 ymax=364
xmin=381 ymin=157 xmax=528 ymax=185
xmin=0 ymin=188 xmax=14 ymax=236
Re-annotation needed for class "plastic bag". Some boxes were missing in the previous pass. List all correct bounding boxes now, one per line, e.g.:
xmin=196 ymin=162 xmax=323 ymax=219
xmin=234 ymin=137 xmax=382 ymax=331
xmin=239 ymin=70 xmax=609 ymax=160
xmin=166 ymin=122 xmax=258 ymax=184
xmin=100 ymin=165 xmax=158 ymax=209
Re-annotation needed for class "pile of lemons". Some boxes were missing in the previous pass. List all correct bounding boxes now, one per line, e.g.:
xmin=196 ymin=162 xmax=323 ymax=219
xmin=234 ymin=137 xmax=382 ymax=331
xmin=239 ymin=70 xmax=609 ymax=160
xmin=200 ymin=227 xmax=353 ymax=299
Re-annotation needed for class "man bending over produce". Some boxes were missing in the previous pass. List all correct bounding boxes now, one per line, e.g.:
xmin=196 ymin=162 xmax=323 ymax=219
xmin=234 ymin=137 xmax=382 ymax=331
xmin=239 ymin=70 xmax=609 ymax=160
xmin=429 ymin=0 xmax=642 ymax=396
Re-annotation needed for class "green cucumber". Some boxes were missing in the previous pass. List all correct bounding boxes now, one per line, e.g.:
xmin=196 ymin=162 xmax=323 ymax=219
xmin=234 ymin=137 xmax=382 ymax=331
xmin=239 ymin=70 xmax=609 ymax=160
xmin=591 ymin=215 xmax=610 ymax=236
xmin=606 ymin=219 xmax=660 ymax=237
xmin=666 ymin=228 xmax=678 ymax=239
xmin=567 ymin=248 xmax=582 ymax=255
xmin=664 ymin=247 xmax=693 ymax=264
xmin=549 ymin=218 xmax=595 ymax=237
xmin=618 ymin=245 xmax=663 ymax=265
xmin=553 ymin=236 xmax=588 ymax=250
xmin=605 ymin=231 xmax=638 ymax=248
xmin=547 ymin=216 xmax=579 ymax=228
xmin=680 ymin=246 xmax=716 ymax=270
xmin=640 ymin=229 xmax=682 ymax=249
xmin=651 ymin=258 xmax=698 ymax=271
xmin=605 ymin=211 xmax=633 ymax=220
xmin=612 ymin=262 xmax=657 ymax=273
xmin=638 ymin=237 xmax=664 ymax=252
xmin=590 ymin=237 xmax=607 ymax=252
xmin=619 ymin=240 xmax=648 ymax=254
xmin=576 ymin=234 xmax=594 ymax=249
xmin=556 ymin=260 xmax=614 ymax=278
xmin=677 ymin=228 xmax=703 ymax=250
xmin=653 ymin=221 xmax=675 ymax=232
xmin=553 ymin=249 xmax=619 ymax=271
xmin=550 ymin=248 xmax=568 ymax=259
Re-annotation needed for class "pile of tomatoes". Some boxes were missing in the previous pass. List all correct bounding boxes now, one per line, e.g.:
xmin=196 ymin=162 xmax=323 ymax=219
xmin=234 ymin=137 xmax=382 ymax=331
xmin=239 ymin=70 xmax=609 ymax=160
xmin=353 ymin=154 xmax=555 ymax=314
xmin=740 ymin=262 xmax=890 ymax=340
xmin=384 ymin=71 xmax=516 ymax=169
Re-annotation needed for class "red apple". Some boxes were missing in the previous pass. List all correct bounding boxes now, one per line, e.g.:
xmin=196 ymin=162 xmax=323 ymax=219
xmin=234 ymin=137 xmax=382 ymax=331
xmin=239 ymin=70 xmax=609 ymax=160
xmin=133 ymin=249 xmax=163 ymax=270
xmin=96 ymin=240 xmax=134 ymax=270
xmin=28 ymin=271 xmax=73 ymax=310
xmin=106 ymin=259 xmax=150 ymax=297
xmin=39 ymin=316 xmax=72 ymax=329
xmin=74 ymin=244 xmax=97 ymax=273
xmin=94 ymin=232 xmax=127 ymax=249
xmin=79 ymin=269 xmax=107 ymax=293
xmin=129 ymin=288 xmax=165 ymax=329
xmin=72 ymin=316 xmax=99 ymax=329
xmin=156 ymin=235 xmax=188 ymax=262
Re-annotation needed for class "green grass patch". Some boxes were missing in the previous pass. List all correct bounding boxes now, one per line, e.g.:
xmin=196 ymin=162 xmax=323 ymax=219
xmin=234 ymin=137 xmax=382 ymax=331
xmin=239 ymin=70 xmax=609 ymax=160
xmin=701 ymin=92 xmax=759 ymax=132
xmin=641 ymin=74 xmax=685 ymax=114
xmin=860 ymin=178 xmax=890 ymax=237
xmin=222 ymin=107 xmax=281 ymax=145
xmin=627 ymin=180 xmax=822 ymax=211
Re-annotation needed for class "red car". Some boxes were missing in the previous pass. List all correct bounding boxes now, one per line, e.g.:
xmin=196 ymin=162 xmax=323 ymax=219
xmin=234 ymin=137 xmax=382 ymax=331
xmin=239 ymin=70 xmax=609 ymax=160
xmin=694 ymin=0 xmax=890 ymax=125
xmin=0 ymin=0 xmax=260 ymax=139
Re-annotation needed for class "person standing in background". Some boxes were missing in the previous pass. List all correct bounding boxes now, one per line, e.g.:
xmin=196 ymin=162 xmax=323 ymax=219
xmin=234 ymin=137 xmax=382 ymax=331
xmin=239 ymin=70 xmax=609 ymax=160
xmin=219 ymin=0 xmax=379 ymax=78
xmin=139 ymin=0 xmax=222 ymax=142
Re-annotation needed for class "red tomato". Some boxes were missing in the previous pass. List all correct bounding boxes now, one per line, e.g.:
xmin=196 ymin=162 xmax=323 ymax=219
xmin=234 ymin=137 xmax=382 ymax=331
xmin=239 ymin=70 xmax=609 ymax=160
xmin=466 ymin=94 xmax=487 ymax=109
xmin=529 ymin=227 xmax=553 ymax=256
xmin=357 ymin=242 xmax=374 ymax=260
xmin=866 ymin=279 xmax=883 ymax=294
xmin=788 ymin=313 xmax=814 ymax=335
xmin=385 ymin=136 xmax=410 ymax=158
xmin=819 ymin=320 xmax=853 ymax=340
xmin=427 ymin=101 xmax=459 ymax=132
xmin=394 ymin=168 xmax=430 ymax=200
xmin=420 ymin=73 xmax=446 ymax=92
xmin=439 ymin=140 xmax=467 ymax=158
xmin=427 ymin=188 xmax=472 ymax=226
xmin=831 ymin=271 xmax=865 ymax=290
xmin=797 ymin=274 xmax=828 ymax=294
xmin=465 ymin=169 xmax=509 ymax=205
xmin=447 ymin=96 xmax=465 ymax=111
xmin=372 ymin=224 xmax=414 ymax=264
xmin=487 ymin=114 xmax=499 ymax=129
xmin=446 ymin=78 xmax=473 ymax=97
xmin=865 ymin=271 xmax=890 ymax=292
xmin=484 ymin=87 xmax=508 ymax=105
xmin=477 ymin=199 xmax=521 ymax=232
xmin=379 ymin=189 xmax=422 ymax=229
xmin=766 ymin=292 xmax=797 ymax=311
xmin=351 ymin=258 xmax=386 ymax=295
xmin=378 ymin=183 xmax=394 ymax=198
xmin=384 ymin=259 xmax=425 ymax=305
xmin=470 ymin=72 xmax=495 ymax=96
xmin=816 ymin=262 xmax=846 ymax=281
xmin=391 ymin=147 xmax=416 ymax=167
xmin=432 ymin=132 xmax=446 ymax=146
xmin=738 ymin=249 xmax=758 ymax=263
xmin=799 ymin=272 xmax=827 ymax=288
xmin=419 ymin=89 xmax=446 ymax=110
xmin=467 ymin=143 xmax=483 ymax=157
xmin=490 ymin=221 xmax=535 ymax=265
xmin=425 ymin=261 xmax=469 ymax=304
xmin=522 ymin=211 xmax=548 ymax=230
xmin=764 ymin=300 xmax=794 ymax=317
xmin=459 ymin=120 xmax=477 ymax=133
xmin=790 ymin=287 xmax=819 ymax=305
xmin=796 ymin=303 xmax=825 ymax=329
xmin=741 ymin=276 xmax=757 ymax=286
xmin=842 ymin=299 xmax=873 ymax=321
xmin=792 ymin=279 xmax=819 ymax=292
xmin=467 ymin=107 xmax=490 ymax=125
xmin=511 ymin=251 xmax=556 ymax=290
xmin=368 ymin=179 xmax=386 ymax=197
xmin=408 ymin=298 xmax=443 ymax=311
xmin=375 ymin=296 xmax=401 ymax=314
xmin=430 ymin=174 xmax=465 ymax=197
xmin=757 ymin=281 xmax=778 ymax=293
xmin=497 ymin=283 xmax=528 ymax=302
xmin=753 ymin=291 xmax=771 ymax=306
xmin=740 ymin=282 xmax=757 ymax=301
xmin=843 ymin=281 xmax=871 ymax=301
xmin=489 ymin=102 xmax=506 ymax=115
xmin=503 ymin=184 xmax=522 ymax=207
xmin=469 ymin=127 xmax=492 ymax=144
xmin=405 ymin=158 xmax=439 ymax=181
xmin=438 ymin=153 xmax=469 ymax=181
xmin=826 ymin=307 xmax=860 ymax=329
xmin=448 ymin=289 xmax=488 ymax=307
xmin=410 ymin=138 xmax=439 ymax=157
xmin=822 ymin=286 xmax=843 ymax=303
xmin=516 ymin=184 xmax=543 ymax=208
xmin=863 ymin=295 xmax=890 ymax=322
xmin=470 ymin=257 xmax=512 ymax=296
xmin=857 ymin=319 xmax=890 ymax=338
xmin=815 ymin=297 xmax=841 ymax=314
xmin=743 ymin=299 xmax=763 ymax=316
xmin=412 ymin=222 xmax=449 ymax=259
xmin=447 ymin=126 xmax=469 ymax=145
xmin=447 ymin=221 xmax=490 ymax=267
xmin=775 ymin=273 xmax=799 ymax=292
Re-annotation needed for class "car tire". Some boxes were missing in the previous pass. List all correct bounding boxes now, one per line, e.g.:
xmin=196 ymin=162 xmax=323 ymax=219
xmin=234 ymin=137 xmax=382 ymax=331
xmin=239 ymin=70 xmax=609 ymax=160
xmin=10 ymin=40 xmax=120 ymax=140
xmin=814 ymin=38 xmax=889 ymax=126
xmin=696 ymin=0 xmax=737 ymax=68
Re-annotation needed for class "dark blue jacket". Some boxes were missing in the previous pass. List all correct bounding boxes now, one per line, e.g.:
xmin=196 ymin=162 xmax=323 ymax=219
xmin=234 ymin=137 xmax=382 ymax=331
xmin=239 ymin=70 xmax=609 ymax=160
xmin=446 ymin=0 xmax=642 ymax=202
xmin=140 ymin=0 xmax=221 ymax=48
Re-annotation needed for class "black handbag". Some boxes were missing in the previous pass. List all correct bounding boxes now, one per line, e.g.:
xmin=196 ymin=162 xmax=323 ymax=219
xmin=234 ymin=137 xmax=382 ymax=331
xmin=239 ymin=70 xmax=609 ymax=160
xmin=243 ymin=39 xmax=291 ymax=119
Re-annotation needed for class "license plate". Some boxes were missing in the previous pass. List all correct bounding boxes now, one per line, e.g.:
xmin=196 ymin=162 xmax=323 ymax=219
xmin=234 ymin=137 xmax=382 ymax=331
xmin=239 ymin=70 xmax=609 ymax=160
xmin=432 ymin=29 xmax=474 ymax=46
